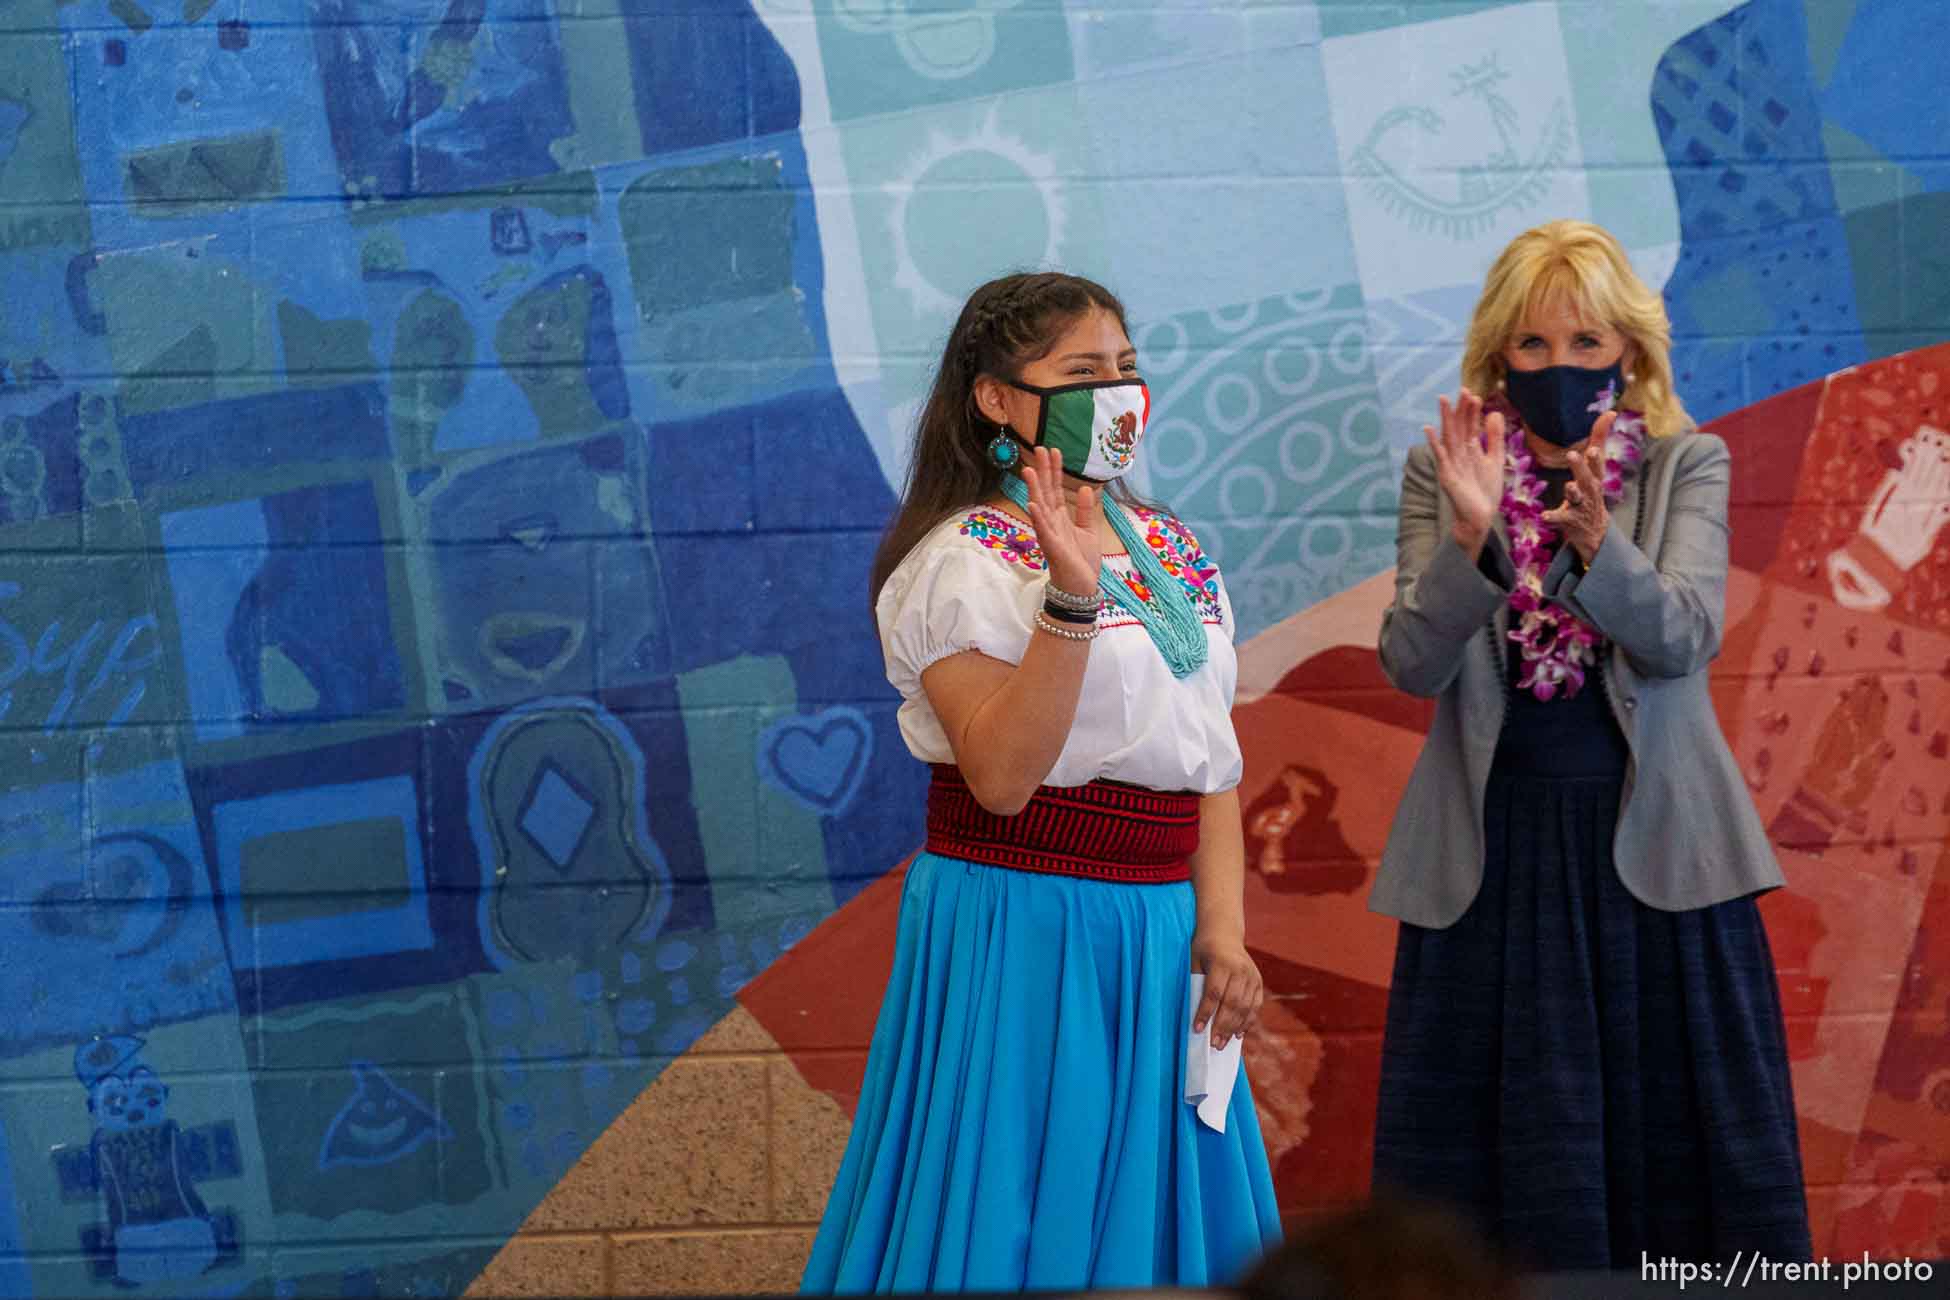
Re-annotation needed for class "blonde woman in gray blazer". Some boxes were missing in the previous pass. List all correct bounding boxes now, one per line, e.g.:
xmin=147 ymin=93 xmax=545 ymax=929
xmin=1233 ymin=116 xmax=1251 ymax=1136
xmin=1368 ymin=221 xmax=1810 ymax=1272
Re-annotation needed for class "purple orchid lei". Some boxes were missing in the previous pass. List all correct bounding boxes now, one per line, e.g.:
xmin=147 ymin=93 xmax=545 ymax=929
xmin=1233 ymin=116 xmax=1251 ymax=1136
xmin=1495 ymin=381 xmax=1647 ymax=702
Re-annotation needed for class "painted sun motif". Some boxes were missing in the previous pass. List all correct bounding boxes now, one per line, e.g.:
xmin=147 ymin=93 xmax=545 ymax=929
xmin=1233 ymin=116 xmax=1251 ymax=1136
xmin=884 ymin=107 xmax=1066 ymax=319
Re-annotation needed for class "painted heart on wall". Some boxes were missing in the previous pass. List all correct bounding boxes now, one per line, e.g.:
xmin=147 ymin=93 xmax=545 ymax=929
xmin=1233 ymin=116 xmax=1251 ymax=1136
xmin=759 ymin=707 xmax=874 ymax=817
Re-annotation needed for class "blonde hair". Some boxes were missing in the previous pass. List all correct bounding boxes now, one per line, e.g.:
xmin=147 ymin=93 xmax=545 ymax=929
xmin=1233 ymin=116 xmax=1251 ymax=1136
xmin=1461 ymin=220 xmax=1690 ymax=437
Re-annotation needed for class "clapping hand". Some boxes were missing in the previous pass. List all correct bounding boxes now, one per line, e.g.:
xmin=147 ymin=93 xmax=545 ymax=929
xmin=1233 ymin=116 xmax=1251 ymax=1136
xmin=1541 ymin=412 xmax=1617 ymax=564
xmin=1425 ymin=389 xmax=1505 ymax=551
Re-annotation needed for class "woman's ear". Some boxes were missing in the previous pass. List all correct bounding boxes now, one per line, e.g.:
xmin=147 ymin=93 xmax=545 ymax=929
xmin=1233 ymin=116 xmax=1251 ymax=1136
xmin=1620 ymin=339 xmax=1640 ymax=381
xmin=972 ymin=373 xmax=1013 ymax=428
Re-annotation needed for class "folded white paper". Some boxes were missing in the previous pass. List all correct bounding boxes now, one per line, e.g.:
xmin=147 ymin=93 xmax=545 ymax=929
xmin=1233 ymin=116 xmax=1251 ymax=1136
xmin=1184 ymin=972 xmax=1243 ymax=1133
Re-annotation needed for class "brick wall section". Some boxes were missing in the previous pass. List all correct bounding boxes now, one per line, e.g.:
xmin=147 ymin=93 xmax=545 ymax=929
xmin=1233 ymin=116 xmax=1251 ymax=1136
xmin=466 ymin=1012 xmax=838 ymax=1297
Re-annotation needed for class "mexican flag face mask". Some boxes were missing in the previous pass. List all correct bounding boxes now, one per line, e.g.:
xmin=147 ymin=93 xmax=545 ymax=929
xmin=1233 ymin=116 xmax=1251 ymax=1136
xmin=1007 ymin=378 xmax=1151 ymax=482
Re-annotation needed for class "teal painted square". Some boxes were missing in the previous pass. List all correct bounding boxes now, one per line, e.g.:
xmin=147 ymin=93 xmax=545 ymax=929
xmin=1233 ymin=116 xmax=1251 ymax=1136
xmin=611 ymin=151 xmax=821 ymax=415
xmin=1136 ymin=285 xmax=1398 ymax=637
xmin=0 ymin=754 xmax=237 ymax=1068
xmin=0 ymin=1113 xmax=22 ymax=1297
xmin=0 ymin=536 xmax=180 ymax=778
xmin=675 ymin=655 xmax=831 ymax=933
xmin=251 ymin=990 xmax=495 ymax=1235
xmin=1 ymin=1014 xmax=273 ymax=1296
xmin=95 ymin=236 xmax=272 ymax=421
xmin=1564 ymin=1 xmax=1742 ymax=257
xmin=1824 ymin=123 xmax=1909 ymax=217
xmin=813 ymin=6 xmax=1076 ymax=121
xmin=621 ymin=157 xmax=798 ymax=314
xmin=571 ymin=136 xmax=832 ymax=424
xmin=0 ymin=20 xmax=86 ymax=236
xmin=1901 ymin=190 xmax=1950 ymax=337
xmin=1079 ymin=45 xmax=1357 ymax=319
xmin=1840 ymin=194 xmax=1903 ymax=344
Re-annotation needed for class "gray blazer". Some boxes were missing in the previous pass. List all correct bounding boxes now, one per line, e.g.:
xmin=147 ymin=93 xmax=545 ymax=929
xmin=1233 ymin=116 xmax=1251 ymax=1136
xmin=1368 ymin=430 xmax=1784 ymax=928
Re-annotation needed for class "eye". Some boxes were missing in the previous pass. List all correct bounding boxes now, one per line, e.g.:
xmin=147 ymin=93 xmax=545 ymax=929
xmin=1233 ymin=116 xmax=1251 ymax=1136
xmin=1516 ymin=336 xmax=1544 ymax=349
xmin=1575 ymin=334 xmax=1602 ymax=349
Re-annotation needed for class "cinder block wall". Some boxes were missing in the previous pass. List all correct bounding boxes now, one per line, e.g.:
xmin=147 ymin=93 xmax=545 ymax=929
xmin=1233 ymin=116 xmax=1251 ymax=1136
xmin=1 ymin=2 xmax=1946 ymax=1296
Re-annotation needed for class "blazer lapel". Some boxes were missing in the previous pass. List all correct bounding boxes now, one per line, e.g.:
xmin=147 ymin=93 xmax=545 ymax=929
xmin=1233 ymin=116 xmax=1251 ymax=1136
xmin=1433 ymin=457 xmax=1512 ymax=675
xmin=1603 ymin=441 xmax=1650 ymax=675
xmin=1491 ymin=592 xmax=1510 ymax=674
xmin=1491 ymin=483 xmax=1511 ymax=674
xmin=1613 ymin=446 xmax=1646 ymax=550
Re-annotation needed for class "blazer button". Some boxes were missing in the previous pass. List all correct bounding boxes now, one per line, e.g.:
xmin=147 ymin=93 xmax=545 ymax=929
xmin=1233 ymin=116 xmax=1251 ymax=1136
xmin=1622 ymin=697 xmax=1638 ymax=712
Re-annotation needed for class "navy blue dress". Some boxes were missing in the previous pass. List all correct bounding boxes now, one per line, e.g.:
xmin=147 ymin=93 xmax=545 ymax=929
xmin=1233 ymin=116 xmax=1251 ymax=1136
xmin=1372 ymin=467 xmax=1811 ymax=1271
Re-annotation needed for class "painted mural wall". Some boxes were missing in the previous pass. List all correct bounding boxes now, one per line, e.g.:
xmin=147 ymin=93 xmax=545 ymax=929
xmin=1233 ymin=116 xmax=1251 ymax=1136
xmin=0 ymin=0 xmax=1943 ymax=1294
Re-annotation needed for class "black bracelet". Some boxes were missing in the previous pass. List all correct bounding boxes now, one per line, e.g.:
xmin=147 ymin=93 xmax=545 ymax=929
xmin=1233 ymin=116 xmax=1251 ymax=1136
xmin=1041 ymin=599 xmax=1098 ymax=625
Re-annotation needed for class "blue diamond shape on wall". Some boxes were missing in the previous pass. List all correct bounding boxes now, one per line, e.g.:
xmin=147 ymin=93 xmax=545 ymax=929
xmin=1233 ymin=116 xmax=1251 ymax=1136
xmin=518 ymin=764 xmax=597 ymax=874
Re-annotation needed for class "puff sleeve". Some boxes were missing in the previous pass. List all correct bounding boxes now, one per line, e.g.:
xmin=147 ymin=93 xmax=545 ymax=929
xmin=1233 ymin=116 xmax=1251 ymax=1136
xmin=875 ymin=538 xmax=1036 ymax=700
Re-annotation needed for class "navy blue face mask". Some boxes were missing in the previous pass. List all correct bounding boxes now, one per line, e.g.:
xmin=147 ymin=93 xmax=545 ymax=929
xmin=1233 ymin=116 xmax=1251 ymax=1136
xmin=1503 ymin=361 xmax=1626 ymax=447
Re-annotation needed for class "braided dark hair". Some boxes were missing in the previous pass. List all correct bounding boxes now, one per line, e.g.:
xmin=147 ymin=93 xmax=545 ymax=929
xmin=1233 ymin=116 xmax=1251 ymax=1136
xmin=870 ymin=271 xmax=1137 ymax=604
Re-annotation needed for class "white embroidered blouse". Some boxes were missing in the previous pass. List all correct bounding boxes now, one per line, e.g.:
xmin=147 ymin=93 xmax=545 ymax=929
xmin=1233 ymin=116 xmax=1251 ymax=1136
xmin=875 ymin=503 xmax=1243 ymax=794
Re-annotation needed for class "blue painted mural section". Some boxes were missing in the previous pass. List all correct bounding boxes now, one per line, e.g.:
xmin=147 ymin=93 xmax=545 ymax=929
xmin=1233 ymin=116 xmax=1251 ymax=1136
xmin=0 ymin=1120 xmax=26 ymax=1299
xmin=1653 ymin=0 xmax=1867 ymax=420
xmin=0 ymin=0 xmax=1941 ymax=1294
xmin=309 ymin=1 xmax=578 ymax=203
xmin=0 ymin=1 xmax=920 ymax=1293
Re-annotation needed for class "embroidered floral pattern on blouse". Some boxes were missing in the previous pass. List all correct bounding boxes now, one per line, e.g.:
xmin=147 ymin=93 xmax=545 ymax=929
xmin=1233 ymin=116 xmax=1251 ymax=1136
xmin=1106 ymin=508 xmax=1224 ymax=626
xmin=1140 ymin=511 xmax=1223 ymax=613
xmin=955 ymin=506 xmax=1225 ymax=627
xmin=1117 ymin=571 xmax=1156 ymax=604
xmin=957 ymin=508 xmax=1047 ymax=571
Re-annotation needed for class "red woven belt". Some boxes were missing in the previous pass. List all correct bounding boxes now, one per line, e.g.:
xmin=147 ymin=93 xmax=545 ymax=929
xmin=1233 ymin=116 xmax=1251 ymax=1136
xmin=923 ymin=764 xmax=1200 ymax=884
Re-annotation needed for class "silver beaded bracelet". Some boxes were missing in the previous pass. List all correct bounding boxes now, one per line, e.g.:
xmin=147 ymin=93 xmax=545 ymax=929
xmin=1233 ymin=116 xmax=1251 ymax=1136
xmin=1044 ymin=581 xmax=1102 ymax=613
xmin=1033 ymin=609 xmax=1098 ymax=641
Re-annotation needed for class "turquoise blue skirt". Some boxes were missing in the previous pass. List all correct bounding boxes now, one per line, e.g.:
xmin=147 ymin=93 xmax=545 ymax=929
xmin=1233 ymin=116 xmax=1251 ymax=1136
xmin=801 ymin=851 xmax=1283 ymax=1293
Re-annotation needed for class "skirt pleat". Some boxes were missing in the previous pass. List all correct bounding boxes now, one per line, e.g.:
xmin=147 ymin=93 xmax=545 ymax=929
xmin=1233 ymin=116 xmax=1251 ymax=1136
xmin=1374 ymin=772 xmax=1811 ymax=1272
xmin=802 ymin=852 xmax=1283 ymax=1293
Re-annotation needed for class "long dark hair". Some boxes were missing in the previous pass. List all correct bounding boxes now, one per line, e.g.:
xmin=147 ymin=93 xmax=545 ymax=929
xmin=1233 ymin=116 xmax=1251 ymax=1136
xmin=870 ymin=271 xmax=1148 ymax=604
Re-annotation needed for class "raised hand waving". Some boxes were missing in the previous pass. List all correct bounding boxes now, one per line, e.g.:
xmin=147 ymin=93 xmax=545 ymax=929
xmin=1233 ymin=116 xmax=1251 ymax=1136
xmin=1020 ymin=446 xmax=1102 ymax=597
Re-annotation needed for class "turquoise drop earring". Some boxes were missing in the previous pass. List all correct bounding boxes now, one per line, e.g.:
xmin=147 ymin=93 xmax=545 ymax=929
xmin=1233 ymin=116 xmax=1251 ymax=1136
xmin=986 ymin=427 xmax=1022 ymax=470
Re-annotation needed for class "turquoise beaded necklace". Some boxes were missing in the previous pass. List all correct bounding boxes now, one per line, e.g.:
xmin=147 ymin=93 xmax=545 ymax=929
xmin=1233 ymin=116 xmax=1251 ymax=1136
xmin=997 ymin=473 xmax=1208 ymax=680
